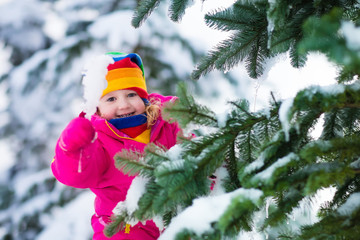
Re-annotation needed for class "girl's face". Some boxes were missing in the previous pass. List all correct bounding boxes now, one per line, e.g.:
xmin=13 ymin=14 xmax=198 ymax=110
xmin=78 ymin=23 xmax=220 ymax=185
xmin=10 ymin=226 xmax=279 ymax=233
xmin=98 ymin=89 xmax=146 ymax=120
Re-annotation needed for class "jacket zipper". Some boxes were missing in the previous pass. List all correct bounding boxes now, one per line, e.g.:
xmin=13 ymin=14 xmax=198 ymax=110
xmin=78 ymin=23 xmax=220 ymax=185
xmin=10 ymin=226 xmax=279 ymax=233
xmin=78 ymin=149 xmax=83 ymax=173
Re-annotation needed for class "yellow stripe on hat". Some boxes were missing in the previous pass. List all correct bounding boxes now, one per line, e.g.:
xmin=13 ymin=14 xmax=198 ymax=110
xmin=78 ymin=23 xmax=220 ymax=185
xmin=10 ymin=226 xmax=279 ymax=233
xmin=102 ymin=68 xmax=146 ymax=97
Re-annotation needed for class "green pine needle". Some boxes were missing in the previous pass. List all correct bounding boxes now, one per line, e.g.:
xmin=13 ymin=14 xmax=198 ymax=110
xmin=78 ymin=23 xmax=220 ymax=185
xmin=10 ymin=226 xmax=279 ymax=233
xmin=132 ymin=0 xmax=161 ymax=28
xmin=104 ymin=214 xmax=128 ymax=238
xmin=168 ymin=0 xmax=191 ymax=22
xmin=163 ymin=82 xmax=217 ymax=127
xmin=114 ymin=149 xmax=154 ymax=176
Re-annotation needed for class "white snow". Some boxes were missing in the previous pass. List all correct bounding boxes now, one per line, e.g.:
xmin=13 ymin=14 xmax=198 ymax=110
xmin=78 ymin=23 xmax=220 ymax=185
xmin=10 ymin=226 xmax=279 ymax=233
xmin=0 ymin=0 xmax=48 ymax=51
xmin=113 ymin=176 xmax=150 ymax=226
xmin=253 ymin=53 xmax=337 ymax=111
xmin=13 ymin=169 xmax=53 ymax=199
xmin=0 ymin=43 xmax=11 ymax=76
xmin=304 ymin=84 xmax=346 ymax=100
xmin=266 ymin=0 xmax=276 ymax=48
xmin=166 ymin=144 xmax=184 ymax=161
xmin=209 ymin=166 xmax=228 ymax=196
xmin=216 ymin=110 xmax=229 ymax=128
xmin=88 ymin=11 xmax=139 ymax=50
xmin=337 ymin=192 xmax=360 ymax=216
xmin=244 ymin=152 xmax=266 ymax=174
xmin=178 ymin=0 xmax=235 ymax=51
xmin=0 ymin=139 xmax=15 ymax=182
xmin=341 ymin=21 xmax=360 ymax=51
xmin=159 ymin=188 xmax=263 ymax=239
xmin=279 ymin=98 xmax=294 ymax=141
xmin=43 ymin=12 xmax=67 ymax=41
xmin=10 ymin=34 xmax=86 ymax=125
xmin=253 ymin=152 xmax=298 ymax=181
xmin=36 ymin=191 xmax=94 ymax=240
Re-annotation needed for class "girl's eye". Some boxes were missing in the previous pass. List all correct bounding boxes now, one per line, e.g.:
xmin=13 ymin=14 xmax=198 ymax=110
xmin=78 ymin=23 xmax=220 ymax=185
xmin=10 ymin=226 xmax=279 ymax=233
xmin=128 ymin=93 xmax=137 ymax=97
xmin=106 ymin=97 xmax=116 ymax=102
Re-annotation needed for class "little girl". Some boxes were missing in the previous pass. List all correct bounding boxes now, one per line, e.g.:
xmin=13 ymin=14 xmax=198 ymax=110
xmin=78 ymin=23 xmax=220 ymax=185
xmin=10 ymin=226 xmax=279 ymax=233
xmin=52 ymin=52 xmax=182 ymax=239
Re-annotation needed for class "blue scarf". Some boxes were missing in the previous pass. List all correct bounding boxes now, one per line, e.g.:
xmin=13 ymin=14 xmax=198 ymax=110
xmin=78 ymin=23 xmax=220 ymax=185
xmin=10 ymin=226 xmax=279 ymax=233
xmin=109 ymin=114 xmax=147 ymax=129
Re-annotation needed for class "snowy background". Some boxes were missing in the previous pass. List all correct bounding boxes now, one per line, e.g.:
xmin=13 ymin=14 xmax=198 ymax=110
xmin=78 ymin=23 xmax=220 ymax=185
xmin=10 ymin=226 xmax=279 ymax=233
xmin=0 ymin=0 xmax=338 ymax=239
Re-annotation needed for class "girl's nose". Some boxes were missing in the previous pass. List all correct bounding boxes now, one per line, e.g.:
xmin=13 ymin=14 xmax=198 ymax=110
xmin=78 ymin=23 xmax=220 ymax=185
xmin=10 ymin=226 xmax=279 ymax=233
xmin=117 ymin=99 xmax=130 ymax=110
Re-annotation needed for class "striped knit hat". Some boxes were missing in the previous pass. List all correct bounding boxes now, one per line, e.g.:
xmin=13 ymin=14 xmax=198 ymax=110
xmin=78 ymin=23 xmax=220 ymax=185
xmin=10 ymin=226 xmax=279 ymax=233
xmin=103 ymin=52 xmax=147 ymax=99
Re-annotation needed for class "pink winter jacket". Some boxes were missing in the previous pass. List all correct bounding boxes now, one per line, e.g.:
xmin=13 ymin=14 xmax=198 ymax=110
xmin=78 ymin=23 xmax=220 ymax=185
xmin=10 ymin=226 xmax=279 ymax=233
xmin=51 ymin=93 xmax=181 ymax=240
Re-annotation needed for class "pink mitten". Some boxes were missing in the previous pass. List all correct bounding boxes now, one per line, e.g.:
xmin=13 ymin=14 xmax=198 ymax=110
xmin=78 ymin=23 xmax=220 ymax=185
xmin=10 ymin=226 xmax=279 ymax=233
xmin=58 ymin=115 xmax=95 ymax=152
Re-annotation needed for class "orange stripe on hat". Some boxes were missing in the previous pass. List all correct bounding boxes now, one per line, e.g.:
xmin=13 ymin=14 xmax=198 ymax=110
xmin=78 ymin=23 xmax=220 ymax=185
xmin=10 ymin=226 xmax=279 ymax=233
xmin=106 ymin=68 xmax=143 ymax=81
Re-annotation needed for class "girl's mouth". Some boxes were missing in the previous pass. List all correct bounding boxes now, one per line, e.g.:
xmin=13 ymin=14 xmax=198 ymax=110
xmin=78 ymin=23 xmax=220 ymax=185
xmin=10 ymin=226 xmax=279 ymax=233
xmin=116 ymin=112 xmax=135 ymax=118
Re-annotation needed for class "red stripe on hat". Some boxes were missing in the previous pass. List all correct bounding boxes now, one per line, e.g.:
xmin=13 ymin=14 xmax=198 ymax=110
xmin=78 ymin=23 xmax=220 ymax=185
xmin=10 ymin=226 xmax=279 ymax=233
xmin=124 ymin=87 xmax=148 ymax=99
xmin=107 ymin=58 xmax=141 ymax=71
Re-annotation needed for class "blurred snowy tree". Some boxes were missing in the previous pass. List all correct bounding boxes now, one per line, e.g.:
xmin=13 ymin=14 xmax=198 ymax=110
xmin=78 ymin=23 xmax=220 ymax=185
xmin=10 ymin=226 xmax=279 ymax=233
xmin=0 ymin=0 xmax=208 ymax=239
xmin=105 ymin=0 xmax=360 ymax=239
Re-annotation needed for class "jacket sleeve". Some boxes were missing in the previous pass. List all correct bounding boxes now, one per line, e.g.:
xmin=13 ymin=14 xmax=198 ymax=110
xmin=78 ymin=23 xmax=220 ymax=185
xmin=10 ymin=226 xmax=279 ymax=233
xmin=51 ymin=117 xmax=109 ymax=189
xmin=148 ymin=93 xmax=177 ymax=106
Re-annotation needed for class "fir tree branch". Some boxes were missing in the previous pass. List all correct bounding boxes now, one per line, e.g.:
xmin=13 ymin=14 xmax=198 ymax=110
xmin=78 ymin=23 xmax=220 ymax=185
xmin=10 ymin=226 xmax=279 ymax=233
xmin=299 ymin=207 xmax=360 ymax=240
xmin=114 ymin=149 xmax=154 ymax=176
xmin=104 ymin=213 xmax=128 ymax=237
xmin=191 ymin=23 xmax=268 ymax=80
xmin=330 ymin=174 xmax=360 ymax=210
xmin=218 ymin=197 xmax=260 ymax=234
xmin=163 ymin=82 xmax=217 ymax=127
xmin=134 ymin=180 xmax=163 ymax=220
xmin=204 ymin=2 xmax=263 ymax=32
xmin=228 ymin=100 xmax=254 ymax=118
xmin=225 ymin=141 xmax=242 ymax=189
xmin=132 ymin=0 xmax=161 ymax=28
xmin=270 ymin=91 xmax=278 ymax=107
xmin=321 ymin=109 xmax=342 ymax=140
xmin=168 ymin=0 xmax=191 ymax=22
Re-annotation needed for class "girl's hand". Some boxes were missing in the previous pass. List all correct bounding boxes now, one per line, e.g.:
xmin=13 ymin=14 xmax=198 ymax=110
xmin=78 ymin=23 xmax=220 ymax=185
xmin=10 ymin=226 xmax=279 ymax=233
xmin=58 ymin=114 xmax=95 ymax=152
